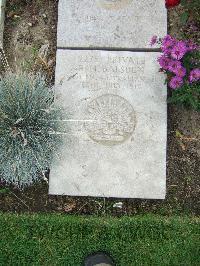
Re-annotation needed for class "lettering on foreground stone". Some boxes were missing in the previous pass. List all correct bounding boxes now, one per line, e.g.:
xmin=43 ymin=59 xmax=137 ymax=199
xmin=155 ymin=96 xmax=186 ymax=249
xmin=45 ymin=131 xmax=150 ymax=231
xmin=49 ymin=50 xmax=167 ymax=199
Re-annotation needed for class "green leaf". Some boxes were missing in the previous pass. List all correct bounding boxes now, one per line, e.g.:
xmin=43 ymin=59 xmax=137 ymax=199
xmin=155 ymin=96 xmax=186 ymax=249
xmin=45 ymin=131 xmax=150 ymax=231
xmin=181 ymin=0 xmax=187 ymax=5
xmin=180 ymin=12 xmax=189 ymax=25
xmin=0 ymin=188 xmax=10 ymax=194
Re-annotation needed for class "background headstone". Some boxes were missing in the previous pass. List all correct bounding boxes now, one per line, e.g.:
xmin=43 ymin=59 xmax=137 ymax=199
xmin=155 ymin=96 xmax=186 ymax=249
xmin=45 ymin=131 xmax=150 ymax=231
xmin=57 ymin=0 xmax=167 ymax=49
xmin=49 ymin=50 xmax=167 ymax=199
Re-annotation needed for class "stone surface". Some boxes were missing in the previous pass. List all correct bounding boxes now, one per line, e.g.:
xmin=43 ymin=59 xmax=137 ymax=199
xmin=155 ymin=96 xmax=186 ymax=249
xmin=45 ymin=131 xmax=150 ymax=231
xmin=0 ymin=0 xmax=6 ymax=46
xmin=49 ymin=50 xmax=167 ymax=199
xmin=57 ymin=0 xmax=167 ymax=49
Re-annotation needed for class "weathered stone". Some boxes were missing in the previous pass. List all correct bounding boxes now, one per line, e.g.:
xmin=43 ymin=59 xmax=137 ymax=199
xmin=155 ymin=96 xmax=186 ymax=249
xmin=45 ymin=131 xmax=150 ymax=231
xmin=0 ymin=0 xmax=6 ymax=46
xmin=49 ymin=50 xmax=167 ymax=199
xmin=57 ymin=0 xmax=167 ymax=49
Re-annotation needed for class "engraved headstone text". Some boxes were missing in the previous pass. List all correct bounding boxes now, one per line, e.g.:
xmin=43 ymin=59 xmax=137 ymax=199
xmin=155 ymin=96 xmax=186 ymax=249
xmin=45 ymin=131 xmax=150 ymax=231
xmin=97 ymin=0 xmax=132 ymax=10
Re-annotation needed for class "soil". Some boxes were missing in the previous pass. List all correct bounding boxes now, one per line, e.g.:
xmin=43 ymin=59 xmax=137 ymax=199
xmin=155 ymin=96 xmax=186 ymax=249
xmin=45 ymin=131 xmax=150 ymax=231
xmin=2 ymin=0 xmax=58 ymax=82
xmin=0 ymin=1 xmax=199 ymax=216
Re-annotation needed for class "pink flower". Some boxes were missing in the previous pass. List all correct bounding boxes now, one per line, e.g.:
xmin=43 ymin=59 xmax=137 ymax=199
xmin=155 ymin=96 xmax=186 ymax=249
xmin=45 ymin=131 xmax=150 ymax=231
xmin=171 ymin=41 xmax=187 ymax=60
xmin=168 ymin=60 xmax=182 ymax=73
xmin=161 ymin=35 xmax=176 ymax=55
xmin=167 ymin=59 xmax=186 ymax=77
xmin=157 ymin=56 xmax=170 ymax=70
xmin=169 ymin=76 xmax=183 ymax=89
xmin=150 ymin=35 xmax=158 ymax=47
xmin=189 ymin=69 xmax=200 ymax=83
xmin=162 ymin=35 xmax=175 ymax=45
xmin=174 ymin=66 xmax=186 ymax=77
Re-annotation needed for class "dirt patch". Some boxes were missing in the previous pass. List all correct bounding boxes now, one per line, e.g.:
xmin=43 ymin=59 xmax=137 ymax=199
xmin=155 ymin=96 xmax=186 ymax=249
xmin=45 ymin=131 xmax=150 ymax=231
xmin=0 ymin=1 xmax=199 ymax=216
xmin=3 ymin=0 xmax=58 ymax=82
xmin=169 ymin=4 xmax=200 ymax=43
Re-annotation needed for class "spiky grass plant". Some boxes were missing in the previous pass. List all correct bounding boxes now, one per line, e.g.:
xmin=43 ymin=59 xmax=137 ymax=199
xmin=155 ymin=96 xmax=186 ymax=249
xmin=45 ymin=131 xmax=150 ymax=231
xmin=0 ymin=73 xmax=62 ymax=188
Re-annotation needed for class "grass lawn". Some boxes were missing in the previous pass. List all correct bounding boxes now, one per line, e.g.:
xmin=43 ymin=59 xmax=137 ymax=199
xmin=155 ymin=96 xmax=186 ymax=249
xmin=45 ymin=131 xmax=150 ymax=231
xmin=0 ymin=214 xmax=199 ymax=266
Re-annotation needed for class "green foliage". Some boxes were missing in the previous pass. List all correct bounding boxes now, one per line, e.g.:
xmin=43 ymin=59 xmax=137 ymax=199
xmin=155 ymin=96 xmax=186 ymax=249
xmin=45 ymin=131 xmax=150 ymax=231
xmin=181 ymin=0 xmax=200 ymax=24
xmin=167 ymin=44 xmax=199 ymax=110
xmin=168 ymin=82 xmax=200 ymax=111
xmin=183 ymin=50 xmax=200 ymax=70
xmin=0 ymin=214 xmax=199 ymax=266
xmin=181 ymin=0 xmax=200 ymax=10
xmin=0 ymin=74 xmax=63 ymax=188
xmin=180 ymin=11 xmax=189 ymax=25
xmin=0 ymin=187 xmax=10 ymax=194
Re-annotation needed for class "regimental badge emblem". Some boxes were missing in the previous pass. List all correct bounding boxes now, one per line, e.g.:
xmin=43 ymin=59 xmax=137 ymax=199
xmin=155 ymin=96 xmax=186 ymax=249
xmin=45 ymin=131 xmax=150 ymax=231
xmin=85 ymin=94 xmax=136 ymax=146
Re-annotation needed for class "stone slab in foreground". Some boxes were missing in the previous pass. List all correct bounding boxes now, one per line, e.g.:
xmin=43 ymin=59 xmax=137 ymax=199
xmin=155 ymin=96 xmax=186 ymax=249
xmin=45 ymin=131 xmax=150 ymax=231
xmin=49 ymin=50 xmax=167 ymax=199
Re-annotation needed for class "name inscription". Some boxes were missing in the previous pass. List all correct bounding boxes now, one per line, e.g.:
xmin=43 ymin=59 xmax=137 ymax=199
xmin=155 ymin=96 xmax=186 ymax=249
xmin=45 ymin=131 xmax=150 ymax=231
xmin=69 ymin=54 xmax=146 ymax=92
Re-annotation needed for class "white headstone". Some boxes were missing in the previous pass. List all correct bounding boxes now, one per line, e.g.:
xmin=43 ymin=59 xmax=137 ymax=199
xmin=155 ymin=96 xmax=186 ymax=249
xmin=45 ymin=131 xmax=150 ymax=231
xmin=57 ymin=0 xmax=167 ymax=49
xmin=49 ymin=50 xmax=167 ymax=199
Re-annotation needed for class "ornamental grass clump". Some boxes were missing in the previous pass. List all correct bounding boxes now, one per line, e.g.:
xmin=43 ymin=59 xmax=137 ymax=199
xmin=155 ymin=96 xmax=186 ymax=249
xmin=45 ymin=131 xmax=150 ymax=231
xmin=151 ymin=35 xmax=200 ymax=110
xmin=0 ymin=74 xmax=63 ymax=188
